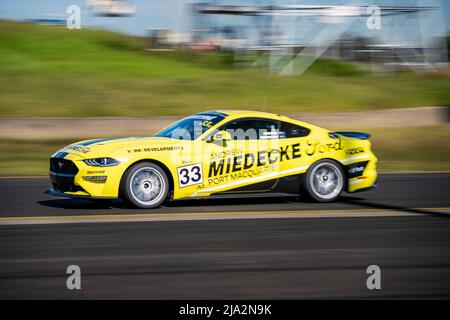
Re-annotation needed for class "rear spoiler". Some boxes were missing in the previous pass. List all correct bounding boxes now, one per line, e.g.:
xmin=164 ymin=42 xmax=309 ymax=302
xmin=330 ymin=131 xmax=371 ymax=140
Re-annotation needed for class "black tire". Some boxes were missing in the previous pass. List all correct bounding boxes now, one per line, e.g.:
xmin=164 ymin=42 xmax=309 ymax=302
xmin=301 ymin=159 xmax=345 ymax=202
xmin=121 ymin=162 xmax=169 ymax=209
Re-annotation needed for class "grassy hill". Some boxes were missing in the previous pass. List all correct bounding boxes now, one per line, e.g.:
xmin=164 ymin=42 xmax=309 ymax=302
xmin=0 ymin=20 xmax=449 ymax=117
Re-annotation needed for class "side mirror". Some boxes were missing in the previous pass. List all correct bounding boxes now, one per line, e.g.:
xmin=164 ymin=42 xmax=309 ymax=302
xmin=210 ymin=130 xmax=232 ymax=144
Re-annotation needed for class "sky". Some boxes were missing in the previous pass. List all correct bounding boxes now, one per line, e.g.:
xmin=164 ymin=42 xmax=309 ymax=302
xmin=0 ymin=0 xmax=449 ymax=44
xmin=0 ymin=0 xmax=188 ymax=35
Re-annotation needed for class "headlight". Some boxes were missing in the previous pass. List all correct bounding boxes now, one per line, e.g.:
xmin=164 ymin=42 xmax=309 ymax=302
xmin=83 ymin=157 xmax=120 ymax=167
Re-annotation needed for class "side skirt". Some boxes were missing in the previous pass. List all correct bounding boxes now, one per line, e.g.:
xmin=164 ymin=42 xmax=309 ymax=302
xmin=45 ymin=188 xmax=117 ymax=200
xmin=212 ymin=173 xmax=304 ymax=196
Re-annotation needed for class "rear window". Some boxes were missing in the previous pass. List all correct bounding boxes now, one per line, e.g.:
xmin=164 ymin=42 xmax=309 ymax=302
xmin=280 ymin=121 xmax=310 ymax=138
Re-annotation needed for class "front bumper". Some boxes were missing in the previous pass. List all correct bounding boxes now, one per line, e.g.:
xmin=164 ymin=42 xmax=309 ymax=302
xmin=48 ymin=153 xmax=128 ymax=199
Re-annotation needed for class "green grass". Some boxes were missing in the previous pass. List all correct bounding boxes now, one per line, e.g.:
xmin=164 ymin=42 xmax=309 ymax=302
xmin=1 ymin=125 xmax=449 ymax=176
xmin=368 ymin=125 xmax=450 ymax=172
xmin=0 ymin=20 xmax=450 ymax=117
xmin=0 ymin=140 xmax=61 ymax=176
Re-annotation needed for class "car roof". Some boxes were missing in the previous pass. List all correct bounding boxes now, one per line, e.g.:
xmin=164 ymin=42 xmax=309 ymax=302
xmin=207 ymin=109 xmax=284 ymax=119
xmin=195 ymin=110 xmax=326 ymax=133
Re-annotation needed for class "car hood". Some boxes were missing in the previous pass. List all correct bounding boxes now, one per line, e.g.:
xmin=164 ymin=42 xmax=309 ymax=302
xmin=56 ymin=136 xmax=181 ymax=158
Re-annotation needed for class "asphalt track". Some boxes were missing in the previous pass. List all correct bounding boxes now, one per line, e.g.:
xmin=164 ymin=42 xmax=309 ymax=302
xmin=0 ymin=173 xmax=449 ymax=299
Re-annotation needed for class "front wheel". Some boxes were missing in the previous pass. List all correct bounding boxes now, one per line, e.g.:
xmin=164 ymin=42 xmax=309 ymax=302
xmin=121 ymin=162 xmax=169 ymax=209
xmin=301 ymin=159 xmax=345 ymax=202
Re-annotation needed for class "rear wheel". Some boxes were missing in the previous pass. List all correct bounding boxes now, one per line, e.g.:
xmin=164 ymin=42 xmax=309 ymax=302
xmin=121 ymin=162 xmax=169 ymax=209
xmin=301 ymin=159 xmax=345 ymax=202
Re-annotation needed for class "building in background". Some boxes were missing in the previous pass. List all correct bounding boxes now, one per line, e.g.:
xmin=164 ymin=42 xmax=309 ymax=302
xmin=190 ymin=1 xmax=448 ymax=74
xmin=87 ymin=0 xmax=136 ymax=17
xmin=6 ymin=0 xmax=449 ymax=74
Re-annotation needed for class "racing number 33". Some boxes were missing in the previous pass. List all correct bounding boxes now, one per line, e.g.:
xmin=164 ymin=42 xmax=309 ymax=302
xmin=177 ymin=163 xmax=203 ymax=187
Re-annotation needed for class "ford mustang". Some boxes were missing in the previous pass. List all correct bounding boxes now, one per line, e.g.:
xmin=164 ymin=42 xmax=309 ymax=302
xmin=47 ymin=110 xmax=378 ymax=208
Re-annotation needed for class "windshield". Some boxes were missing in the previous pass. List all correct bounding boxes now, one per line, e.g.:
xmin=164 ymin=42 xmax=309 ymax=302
xmin=155 ymin=112 xmax=226 ymax=140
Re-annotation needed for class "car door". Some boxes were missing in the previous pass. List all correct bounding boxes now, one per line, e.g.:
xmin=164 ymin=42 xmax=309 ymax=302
xmin=209 ymin=117 xmax=282 ymax=194
xmin=271 ymin=120 xmax=312 ymax=193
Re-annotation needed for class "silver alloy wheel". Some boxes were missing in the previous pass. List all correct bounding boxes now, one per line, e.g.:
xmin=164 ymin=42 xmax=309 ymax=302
xmin=309 ymin=162 xmax=343 ymax=200
xmin=129 ymin=167 xmax=166 ymax=206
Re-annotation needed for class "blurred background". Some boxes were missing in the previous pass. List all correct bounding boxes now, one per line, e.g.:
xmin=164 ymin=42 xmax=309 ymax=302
xmin=0 ymin=0 xmax=449 ymax=175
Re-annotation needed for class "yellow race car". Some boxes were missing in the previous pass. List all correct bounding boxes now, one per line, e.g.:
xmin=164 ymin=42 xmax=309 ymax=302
xmin=47 ymin=110 xmax=377 ymax=208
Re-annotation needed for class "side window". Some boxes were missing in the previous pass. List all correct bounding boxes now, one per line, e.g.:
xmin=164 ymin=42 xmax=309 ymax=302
xmin=280 ymin=121 xmax=310 ymax=138
xmin=220 ymin=118 xmax=281 ymax=140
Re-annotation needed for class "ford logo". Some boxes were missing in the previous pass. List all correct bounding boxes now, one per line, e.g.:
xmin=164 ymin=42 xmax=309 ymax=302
xmin=349 ymin=166 xmax=364 ymax=174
